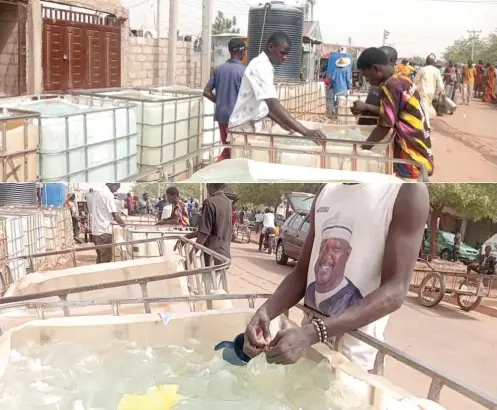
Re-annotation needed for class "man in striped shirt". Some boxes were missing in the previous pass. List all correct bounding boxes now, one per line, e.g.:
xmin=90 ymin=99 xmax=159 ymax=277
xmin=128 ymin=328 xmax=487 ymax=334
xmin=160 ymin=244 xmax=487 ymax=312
xmin=357 ymin=47 xmax=433 ymax=180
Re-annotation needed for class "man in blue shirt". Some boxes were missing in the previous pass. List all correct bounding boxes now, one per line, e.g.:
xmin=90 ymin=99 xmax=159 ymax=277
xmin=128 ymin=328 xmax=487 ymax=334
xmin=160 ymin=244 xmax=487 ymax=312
xmin=203 ymin=37 xmax=246 ymax=161
xmin=329 ymin=57 xmax=351 ymax=113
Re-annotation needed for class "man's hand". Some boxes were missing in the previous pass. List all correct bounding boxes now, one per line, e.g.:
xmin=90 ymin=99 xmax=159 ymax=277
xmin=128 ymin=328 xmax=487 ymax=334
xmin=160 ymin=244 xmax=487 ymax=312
xmin=243 ymin=308 xmax=272 ymax=358
xmin=265 ymin=325 xmax=317 ymax=365
xmin=303 ymin=128 xmax=327 ymax=140
xmin=351 ymin=100 xmax=368 ymax=115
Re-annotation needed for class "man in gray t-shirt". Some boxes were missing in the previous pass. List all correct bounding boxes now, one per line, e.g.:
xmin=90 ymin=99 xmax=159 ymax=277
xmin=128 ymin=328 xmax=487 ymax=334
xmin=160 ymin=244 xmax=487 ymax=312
xmin=354 ymin=46 xmax=398 ymax=125
xmin=203 ymin=38 xmax=246 ymax=161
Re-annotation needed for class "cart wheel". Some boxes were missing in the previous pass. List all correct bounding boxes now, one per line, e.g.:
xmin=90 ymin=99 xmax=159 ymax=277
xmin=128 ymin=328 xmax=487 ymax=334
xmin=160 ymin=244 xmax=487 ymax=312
xmin=418 ymin=271 xmax=446 ymax=307
xmin=456 ymin=281 xmax=483 ymax=312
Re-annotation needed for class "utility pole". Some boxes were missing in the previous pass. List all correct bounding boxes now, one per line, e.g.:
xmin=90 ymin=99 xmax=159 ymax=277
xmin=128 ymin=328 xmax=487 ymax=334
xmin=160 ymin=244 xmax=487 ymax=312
xmin=156 ymin=0 xmax=160 ymax=38
xmin=467 ymin=29 xmax=481 ymax=61
xmin=310 ymin=0 xmax=315 ymax=20
xmin=201 ymin=0 xmax=213 ymax=86
xmin=348 ymin=37 xmax=352 ymax=47
xmin=382 ymin=29 xmax=390 ymax=46
xmin=166 ymin=0 xmax=178 ymax=84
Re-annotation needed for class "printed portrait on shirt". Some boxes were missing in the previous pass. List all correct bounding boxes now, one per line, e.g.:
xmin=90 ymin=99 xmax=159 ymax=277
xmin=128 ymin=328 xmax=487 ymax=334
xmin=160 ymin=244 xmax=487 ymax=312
xmin=305 ymin=214 xmax=363 ymax=316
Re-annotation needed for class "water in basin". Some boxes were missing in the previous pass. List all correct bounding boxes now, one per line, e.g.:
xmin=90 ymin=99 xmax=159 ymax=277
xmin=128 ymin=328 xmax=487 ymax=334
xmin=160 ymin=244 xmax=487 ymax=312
xmin=1 ymin=339 xmax=373 ymax=410
xmin=16 ymin=100 xmax=104 ymax=117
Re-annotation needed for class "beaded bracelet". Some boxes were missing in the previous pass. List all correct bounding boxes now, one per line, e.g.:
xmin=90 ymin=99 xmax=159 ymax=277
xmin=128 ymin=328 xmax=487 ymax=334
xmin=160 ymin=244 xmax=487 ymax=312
xmin=313 ymin=318 xmax=328 ymax=343
xmin=311 ymin=319 xmax=323 ymax=343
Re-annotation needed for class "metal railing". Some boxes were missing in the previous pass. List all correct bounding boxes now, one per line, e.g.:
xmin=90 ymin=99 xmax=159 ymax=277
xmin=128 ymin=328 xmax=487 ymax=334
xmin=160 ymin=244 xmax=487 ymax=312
xmin=0 ymin=290 xmax=494 ymax=409
xmin=123 ymin=142 xmax=428 ymax=183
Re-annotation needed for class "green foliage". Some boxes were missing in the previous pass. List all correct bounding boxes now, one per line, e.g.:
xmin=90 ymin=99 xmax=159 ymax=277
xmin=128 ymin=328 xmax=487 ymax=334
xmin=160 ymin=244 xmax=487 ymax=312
xmin=428 ymin=183 xmax=497 ymax=221
xmin=443 ymin=33 xmax=497 ymax=63
xmin=212 ymin=11 xmax=240 ymax=35
xmin=410 ymin=56 xmax=425 ymax=66
xmin=229 ymin=183 xmax=321 ymax=209
xmin=132 ymin=183 xmax=200 ymax=200
xmin=427 ymin=184 xmax=497 ymax=256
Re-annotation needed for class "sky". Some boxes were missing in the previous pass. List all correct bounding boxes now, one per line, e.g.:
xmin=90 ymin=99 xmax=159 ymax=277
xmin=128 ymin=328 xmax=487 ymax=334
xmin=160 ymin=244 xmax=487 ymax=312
xmin=124 ymin=0 xmax=497 ymax=59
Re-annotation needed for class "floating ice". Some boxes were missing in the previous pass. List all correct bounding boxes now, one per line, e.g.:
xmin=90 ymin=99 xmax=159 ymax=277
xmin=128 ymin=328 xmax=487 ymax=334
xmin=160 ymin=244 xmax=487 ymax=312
xmin=1 ymin=339 xmax=374 ymax=410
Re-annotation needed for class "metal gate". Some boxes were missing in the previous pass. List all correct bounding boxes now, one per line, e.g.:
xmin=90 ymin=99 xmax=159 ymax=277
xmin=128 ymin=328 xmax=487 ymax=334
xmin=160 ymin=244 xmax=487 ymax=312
xmin=42 ymin=6 xmax=121 ymax=92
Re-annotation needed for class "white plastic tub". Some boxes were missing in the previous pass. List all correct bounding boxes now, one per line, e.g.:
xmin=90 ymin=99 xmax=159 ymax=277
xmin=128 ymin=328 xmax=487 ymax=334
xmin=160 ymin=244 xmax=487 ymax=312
xmin=230 ymin=120 xmax=389 ymax=174
xmin=0 ymin=95 xmax=138 ymax=182
xmin=0 ymin=108 xmax=39 ymax=182
xmin=0 ymin=216 xmax=25 ymax=283
xmin=0 ymin=310 xmax=446 ymax=410
xmin=73 ymin=89 xmax=201 ymax=174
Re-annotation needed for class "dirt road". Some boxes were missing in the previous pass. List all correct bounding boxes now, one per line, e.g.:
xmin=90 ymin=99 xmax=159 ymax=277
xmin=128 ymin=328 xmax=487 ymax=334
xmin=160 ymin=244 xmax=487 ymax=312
xmin=431 ymin=102 xmax=497 ymax=182
xmin=227 ymin=241 xmax=497 ymax=410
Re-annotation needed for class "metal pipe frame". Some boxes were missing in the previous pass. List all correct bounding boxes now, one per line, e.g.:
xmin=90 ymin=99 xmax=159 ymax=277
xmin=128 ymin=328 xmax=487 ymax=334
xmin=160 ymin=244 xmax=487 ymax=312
xmin=0 ymin=292 xmax=494 ymax=409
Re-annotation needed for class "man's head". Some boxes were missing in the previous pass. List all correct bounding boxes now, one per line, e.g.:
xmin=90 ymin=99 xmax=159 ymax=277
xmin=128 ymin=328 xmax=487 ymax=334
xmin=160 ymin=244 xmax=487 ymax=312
xmin=447 ymin=60 xmax=453 ymax=67
xmin=426 ymin=53 xmax=436 ymax=66
xmin=266 ymin=31 xmax=292 ymax=66
xmin=106 ymin=183 xmax=121 ymax=193
xmin=68 ymin=193 xmax=75 ymax=201
xmin=206 ymin=183 xmax=226 ymax=196
xmin=378 ymin=46 xmax=398 ymax=66
xmin=166 ymin=186 xmax=180 ymax=205
xmin=142 ymin=193 xmax=148 ymax=201
xmin=401 ymin=58 xmax=409 ymax=65
xmin=468 ymin=59 xmax=473 ymax=67
xmin=485 ymin=245 xmax=492 ymax=256
xmin=314 ymin=217 xmax=353 ymax=293
xmin=264 ymin=207 xmax=271 ymax=214
xmin=228 ymin=37 xmax=246 ymax=61
xmin=357 ymin=47 xmax=394 ymax=86
xmin=479 ymin=59 xmax=483 ymax=65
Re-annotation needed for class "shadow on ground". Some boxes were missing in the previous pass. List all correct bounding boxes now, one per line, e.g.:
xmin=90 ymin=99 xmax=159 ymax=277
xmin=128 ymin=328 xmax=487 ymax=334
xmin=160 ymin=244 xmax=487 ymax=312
xmin=403 ymin=294 xmax=479 ymax=321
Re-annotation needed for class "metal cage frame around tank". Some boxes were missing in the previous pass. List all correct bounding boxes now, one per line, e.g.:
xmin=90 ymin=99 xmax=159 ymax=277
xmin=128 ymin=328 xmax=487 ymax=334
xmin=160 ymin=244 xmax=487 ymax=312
xmin=0 ymin=289 xmax=495 ymax=409
xmin=1 ymin=94 xmax=138 ymax=182
xmin=0 ymin=107 xmax=40 ymax=182
xmin=0 ymin=236 xmax=230 ymax=308
xmin=71 ymin=88 xmax=204 ymax=175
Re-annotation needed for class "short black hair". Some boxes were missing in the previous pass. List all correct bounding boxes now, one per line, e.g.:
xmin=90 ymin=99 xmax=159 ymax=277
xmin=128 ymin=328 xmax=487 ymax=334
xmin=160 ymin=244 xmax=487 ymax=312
xmin=357 ymin=47 xmax=390 ymax=69
xmin=379 ymin=46 xmax=398 ymax=65
xmin=267 ymin=31 xmax=292 ymax=48
xmin=207 ymin=183 xmax=226 ymax=191
xmin=166 ymin=186 xmax=179 ymax=197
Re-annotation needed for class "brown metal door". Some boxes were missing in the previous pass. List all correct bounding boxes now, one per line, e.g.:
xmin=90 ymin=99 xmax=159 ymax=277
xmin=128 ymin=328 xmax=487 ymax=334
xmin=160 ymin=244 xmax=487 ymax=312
xmin=43 ymin=22 xmax=67 ymax=92
xmin=42 ymin=7 xmax=121 ymax=92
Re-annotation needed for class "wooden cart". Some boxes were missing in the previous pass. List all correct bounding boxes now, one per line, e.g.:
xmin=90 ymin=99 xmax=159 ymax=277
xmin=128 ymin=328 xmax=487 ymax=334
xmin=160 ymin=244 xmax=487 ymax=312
xmin=413 ymin=259 xmax=497 ymax=311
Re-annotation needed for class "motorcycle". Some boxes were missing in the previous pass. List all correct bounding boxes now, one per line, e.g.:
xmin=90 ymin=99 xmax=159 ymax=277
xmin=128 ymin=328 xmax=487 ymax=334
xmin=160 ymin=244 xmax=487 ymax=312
xmin=261 ymin=227 xmax=276 ymax=255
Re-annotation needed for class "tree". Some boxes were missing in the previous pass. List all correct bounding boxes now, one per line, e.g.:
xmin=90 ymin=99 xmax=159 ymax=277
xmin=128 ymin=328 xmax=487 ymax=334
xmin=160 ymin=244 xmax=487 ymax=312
xmin=427 ymin=184 xmax=497 ymax=257
xmin=410 ymin=56 xmax=425 ymax=66
xmin=211 ymin=11 xmax=240 ymax=35
xmin=230 ymin=183 xmax=321 ymax=210
xmin=443 ymin=33 xmax=495 ymax=63
xmin=132 ymin=183 xmax=200 ymax=200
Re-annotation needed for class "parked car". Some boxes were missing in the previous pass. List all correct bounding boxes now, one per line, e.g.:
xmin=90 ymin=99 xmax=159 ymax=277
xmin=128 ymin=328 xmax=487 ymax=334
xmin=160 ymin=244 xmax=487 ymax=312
xmin=276 ymin=192 xmax=314 ymax=265
xmin=423 ymin=230 xmax=478 ymax=264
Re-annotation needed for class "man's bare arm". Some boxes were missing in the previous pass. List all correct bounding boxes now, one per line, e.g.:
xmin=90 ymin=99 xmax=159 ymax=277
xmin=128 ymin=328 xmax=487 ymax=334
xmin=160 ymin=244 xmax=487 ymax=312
xmin=203 ymin=83 xmax=216 ymax=103
xmin=317 ymin=183 xmax=429 ymax=339
xmin=361 ymin=125 xmax=391 ymax=150
xmin=111 ymin=212 xmax=126 ymax=227
xmin=259 ymin=185 xmax=326 ymax=320
xmin=265 ymin=98 xmax=309 ymax=135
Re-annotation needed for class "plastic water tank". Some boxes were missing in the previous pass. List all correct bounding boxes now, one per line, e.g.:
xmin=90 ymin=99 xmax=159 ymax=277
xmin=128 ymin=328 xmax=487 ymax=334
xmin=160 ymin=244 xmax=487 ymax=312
xmin=41 ymin=183 xmax=67 ymax=207
xmin=247 ymin=1 xmax=304 ymax=80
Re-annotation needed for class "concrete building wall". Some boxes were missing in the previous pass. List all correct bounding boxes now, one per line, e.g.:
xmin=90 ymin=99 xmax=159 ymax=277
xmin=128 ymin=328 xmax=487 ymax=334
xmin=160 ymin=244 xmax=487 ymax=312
xmin=0 ymin=4 xmax=20 ymax=96
xmin=125 ymin=36 xmax=201 ymax=88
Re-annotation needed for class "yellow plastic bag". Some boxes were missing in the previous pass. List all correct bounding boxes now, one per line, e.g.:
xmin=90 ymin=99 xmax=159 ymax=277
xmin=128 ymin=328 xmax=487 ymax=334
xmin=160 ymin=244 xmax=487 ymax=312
xmin=117 ymin=384 xmax=185 ymax=410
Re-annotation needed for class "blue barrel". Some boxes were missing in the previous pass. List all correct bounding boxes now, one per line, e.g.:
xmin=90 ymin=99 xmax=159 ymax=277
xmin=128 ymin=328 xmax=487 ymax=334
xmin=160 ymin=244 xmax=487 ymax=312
xmin=41 ymin=183 xmax=67 ymax=207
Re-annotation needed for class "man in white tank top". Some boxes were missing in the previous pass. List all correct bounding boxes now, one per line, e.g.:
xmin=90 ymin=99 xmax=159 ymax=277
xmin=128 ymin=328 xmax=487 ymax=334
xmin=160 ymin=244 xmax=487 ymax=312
xmin=243 ymin=183 xmax=429 ymax=372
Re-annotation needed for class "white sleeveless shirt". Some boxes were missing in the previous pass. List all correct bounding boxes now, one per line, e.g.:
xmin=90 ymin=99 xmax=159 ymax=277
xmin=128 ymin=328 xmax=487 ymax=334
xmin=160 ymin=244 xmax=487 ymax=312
xmin=305 ymin=183 xmax=402 ymax=370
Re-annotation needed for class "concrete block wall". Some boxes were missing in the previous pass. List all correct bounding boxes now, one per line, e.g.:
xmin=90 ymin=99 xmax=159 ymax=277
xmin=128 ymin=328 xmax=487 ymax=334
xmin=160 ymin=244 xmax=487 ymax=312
xmin=0 ymin=5 xmax=20 ymax=96
xmin=125 ymin=36 xmax=202 ymax=88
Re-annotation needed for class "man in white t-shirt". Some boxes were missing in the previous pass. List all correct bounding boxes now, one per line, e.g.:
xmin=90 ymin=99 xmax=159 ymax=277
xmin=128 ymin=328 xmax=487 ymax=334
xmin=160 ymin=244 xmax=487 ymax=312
xmin=88 ymin=183 xmax=126 ymax=264
xmin=229 ymin=31 xmax=326 ymax=140
xmin=258 ymin=208 xmax=276 ymax=251
xmin=254 ymin=210 xmax=264 ymax=233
